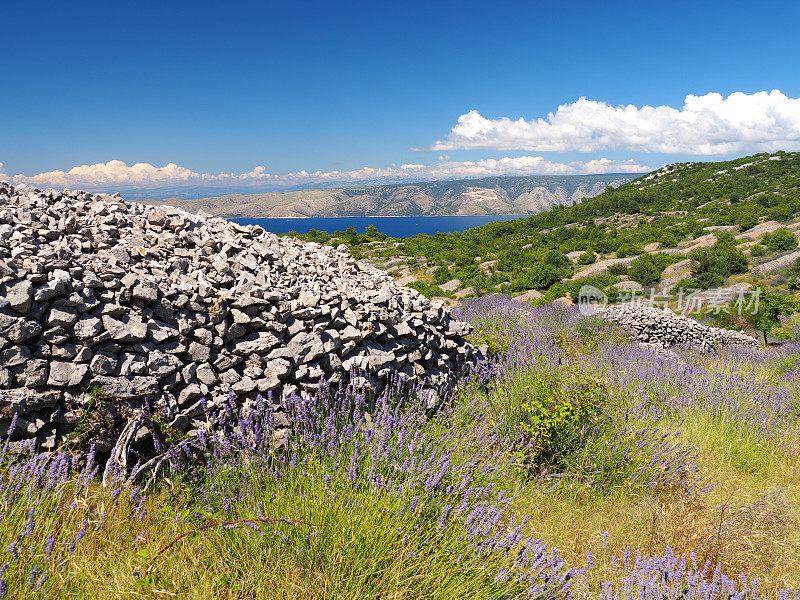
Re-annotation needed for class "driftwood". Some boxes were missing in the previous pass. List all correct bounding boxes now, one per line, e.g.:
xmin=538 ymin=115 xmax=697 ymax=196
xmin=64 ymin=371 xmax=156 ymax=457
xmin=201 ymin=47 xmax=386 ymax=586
xmin=101 ymin=414 xmax=146 ymax=487
xmin=128 ymin=452 xmax=171 ymax=492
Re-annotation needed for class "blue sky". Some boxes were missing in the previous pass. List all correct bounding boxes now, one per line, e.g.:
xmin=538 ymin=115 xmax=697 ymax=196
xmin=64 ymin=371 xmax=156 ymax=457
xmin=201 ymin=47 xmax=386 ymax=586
xmin=2 ymin=0 xmax=800 ymax=192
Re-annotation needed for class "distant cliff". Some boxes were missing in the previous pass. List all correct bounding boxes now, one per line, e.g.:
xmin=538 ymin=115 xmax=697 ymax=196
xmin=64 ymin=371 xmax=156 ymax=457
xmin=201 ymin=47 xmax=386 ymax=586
xmin=144 ymin=173 xmax=638 ymax=218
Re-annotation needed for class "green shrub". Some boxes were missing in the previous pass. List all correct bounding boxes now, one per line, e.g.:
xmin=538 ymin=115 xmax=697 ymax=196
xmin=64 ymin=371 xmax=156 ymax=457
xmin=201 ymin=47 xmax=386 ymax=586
xmin=497 ymin=246 xmax=537 ymax=271
xmin=747 ymin=287 xmax=798 ymax=333
xmin=542 ymin=249 xmax=572 ymax=272
xmin=616 ymin=243 xmax=641 ymax=258
xmin=527 ymin=263 xmax=563 ymax=290
xmin=750 ymin=244 xmax=767 ymax=257
xmin=565 ymin=274 xmax=619 ymax=302
xmin=607 ymin=263 xmax=630 ymax=276
xmin=694 ymin=271 xmax=726 ymax=289
xmin=492 ymin=369 xmax=608 ymax=468
xmin=628 ymin=253 xmax=668 ymax=286
xmin=577 ymin=250 xmax=597 ymax=265
xmin=768 ymin=205 xmax=793 ymax=222
xmin=432 ymin=266 xmax=452 ymax=285
xmin=537 ymin=283 xmax=566 ymax=303
xmin=771 ymin=327 xmax=795 ymax=341
xmin=689 ymin=238 xmax=748 ymax=280
xmin=739 ymin=213 xmax=759 ymax=232
xmin=629 ymin=259 xmax=661 ymax=286
xmin=673 ymin=272 xmax=726 ymax=292
xmin=470 ymin=327 xmax=508 ymax=358
xmin=365 ymin=224 xmax=387 ymax=240
xmin=762 ymin=228 xmax=798 ymax=252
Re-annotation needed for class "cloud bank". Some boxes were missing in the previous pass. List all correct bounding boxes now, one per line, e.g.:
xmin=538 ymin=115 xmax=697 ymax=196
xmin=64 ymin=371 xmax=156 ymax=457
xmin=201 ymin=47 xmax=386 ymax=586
xmin=431 ymin=90 xmax=800 ymax=154
xmin=5 ymin=156 xmax=651 ymax=191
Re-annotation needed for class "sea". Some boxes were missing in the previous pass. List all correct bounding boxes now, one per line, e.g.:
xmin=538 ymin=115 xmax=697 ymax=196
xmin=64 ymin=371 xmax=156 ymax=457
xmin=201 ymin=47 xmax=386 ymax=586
xmin=230 ymin=215 xmax=525 ymax=238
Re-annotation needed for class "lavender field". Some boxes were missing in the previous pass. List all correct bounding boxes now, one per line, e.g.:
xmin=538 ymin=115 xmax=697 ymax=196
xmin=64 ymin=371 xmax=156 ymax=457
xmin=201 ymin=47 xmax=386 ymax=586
xmin=2 ymin=297 xmax=799 ymax=598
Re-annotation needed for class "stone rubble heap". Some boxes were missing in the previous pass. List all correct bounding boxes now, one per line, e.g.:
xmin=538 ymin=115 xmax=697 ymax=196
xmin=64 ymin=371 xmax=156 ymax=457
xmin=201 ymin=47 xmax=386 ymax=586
xmin=0 ymin=182 xmax=478 ymax=455
xmin=602 ymin=302 xmax=758 ymax=351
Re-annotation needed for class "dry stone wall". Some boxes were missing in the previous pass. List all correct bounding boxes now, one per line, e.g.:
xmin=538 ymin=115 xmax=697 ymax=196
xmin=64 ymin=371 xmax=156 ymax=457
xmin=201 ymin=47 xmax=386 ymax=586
xmin=0 ymin=182 xmax=479 ymax=454
xmin=602 ymin=303 xmax=758 ymax=351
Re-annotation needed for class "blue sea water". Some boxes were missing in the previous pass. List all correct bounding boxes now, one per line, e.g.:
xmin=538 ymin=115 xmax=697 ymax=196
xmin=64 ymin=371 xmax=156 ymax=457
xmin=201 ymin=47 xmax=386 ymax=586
xmin=231 ymin=215 xmax=525 ymax=237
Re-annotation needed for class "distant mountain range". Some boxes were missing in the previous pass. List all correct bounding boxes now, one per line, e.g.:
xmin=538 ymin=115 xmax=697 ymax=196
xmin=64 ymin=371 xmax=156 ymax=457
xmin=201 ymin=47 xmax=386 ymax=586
xmin=143 ymin=174 xmax=639 ymax=218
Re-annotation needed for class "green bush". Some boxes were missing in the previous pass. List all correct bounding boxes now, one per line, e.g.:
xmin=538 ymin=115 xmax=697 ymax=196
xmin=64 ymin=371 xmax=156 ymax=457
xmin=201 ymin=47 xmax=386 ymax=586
xmin=771 ymin=327 xmax=795 ymax=341
xmin=470 ymin=327 xmax=508 ymax=358
xmin=747 ymin=287 xmax=798 ymax=333
xmin=565 ymin=274 xmax=620 ymax=302
xmin=528 ymin=263 xmax=562 ymax=289
xmin=762 ymin=228 xmax=798 ymax=252
xmin=674 ymin=272 xmax=726 ymax=291
xmin=696 ymin=272 xmax=726 ymax=288
xmin=577 ymin=250 xmax=597 ymax=265
xmin=493 ymin=369 xmax=608 ymax=468
xmin=629 ymin=259 xmax=661 ymax=286
xmin=606 ymin=263 xmax=629 ymax=276
xmin=768 ymin=205 xmax=793 ymax=222
xmin=538 ymin=282 xmax=567 ymax=303
xmin=497 ymin=246 xmax=537 ymax=271
xmin=628 ymin=253 xmax=668 ymax=286
xmin=689 ymin=237 xmax=748 ymax=281
xmin=739 ymin=213 xmax=759 ymax=232
xmin=365 ymin=224 xmax=387 ymax=241
xmin=615 ymin=243 xmax=641 ymax=258
xmin=542 ymin=249 xmax=572 ymax=272
xmin=432 ymin=266 xmax=452 ymax=285
xmin=750 ymin=244 xmax=767 ymax=257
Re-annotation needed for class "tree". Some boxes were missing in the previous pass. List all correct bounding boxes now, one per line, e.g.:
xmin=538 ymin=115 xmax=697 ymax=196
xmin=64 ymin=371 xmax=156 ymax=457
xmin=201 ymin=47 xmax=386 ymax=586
xmin=577 ymin=250 xmax=596 ymax=265
xmin=344 ymin=226 xmax=360 ymax=245
xmin=527 ymin=263 xmax=562 ymax=289
xmin=629 ymin=255 xmax=661 ymax=286
xmin=364 ymin=224 xmax=386 ymax=240
xmin=752 ymin=288 xmax=796 ymax=334
xmin=543 ymin=249 xmax=571 ymax=271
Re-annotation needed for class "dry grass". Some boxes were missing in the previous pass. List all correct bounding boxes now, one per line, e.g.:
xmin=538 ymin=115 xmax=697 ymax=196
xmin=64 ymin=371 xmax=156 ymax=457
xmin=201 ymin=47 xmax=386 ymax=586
xmin=510 ymin=408 xmax=800 ymax=595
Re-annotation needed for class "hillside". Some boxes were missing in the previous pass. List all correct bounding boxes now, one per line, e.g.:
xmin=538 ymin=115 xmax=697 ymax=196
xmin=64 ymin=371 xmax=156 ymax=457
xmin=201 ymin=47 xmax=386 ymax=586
xmin=292 ymin=151 xmax=800 ymax=337
xmin=144 ymin=173 xmax=636 ymax=218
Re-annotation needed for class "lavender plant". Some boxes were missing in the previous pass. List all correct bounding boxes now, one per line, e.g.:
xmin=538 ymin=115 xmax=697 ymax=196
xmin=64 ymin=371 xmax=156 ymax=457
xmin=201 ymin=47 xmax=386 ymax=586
xmin=0 ymin=295 xmax=797 ymax=597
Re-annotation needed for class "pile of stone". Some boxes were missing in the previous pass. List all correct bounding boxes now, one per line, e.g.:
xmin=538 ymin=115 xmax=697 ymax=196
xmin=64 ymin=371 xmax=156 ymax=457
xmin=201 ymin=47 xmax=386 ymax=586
xmin=0 ymin=182 xmax=479 ymax=459
xmin=601 ymin=303 xmax=758 ymax=351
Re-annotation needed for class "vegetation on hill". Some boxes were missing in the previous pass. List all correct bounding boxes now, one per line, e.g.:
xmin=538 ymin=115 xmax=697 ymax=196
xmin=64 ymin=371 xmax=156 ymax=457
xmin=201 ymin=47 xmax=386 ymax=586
xmin=382 ymin=151 xmax=800 ymax=281
xmin=289 ymin=151 xmax=800 ymax=336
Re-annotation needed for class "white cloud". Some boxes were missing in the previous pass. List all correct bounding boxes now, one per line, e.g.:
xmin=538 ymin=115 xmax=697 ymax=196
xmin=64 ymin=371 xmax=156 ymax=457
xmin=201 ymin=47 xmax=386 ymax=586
xmin=430 ymin=90 xmax=800 ymax=154
xmin=5 ymin=157 xmax=653 ymax=191
xmin=578 ymin=158 xmax=651 ymax=174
